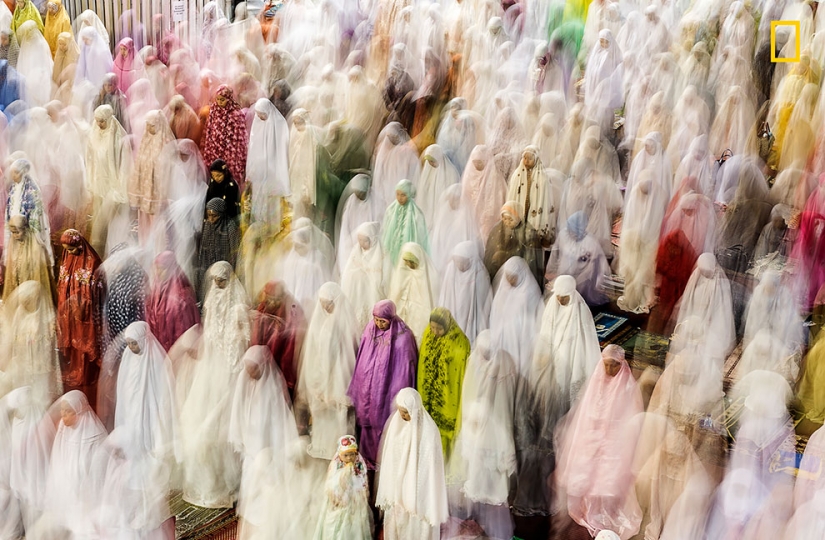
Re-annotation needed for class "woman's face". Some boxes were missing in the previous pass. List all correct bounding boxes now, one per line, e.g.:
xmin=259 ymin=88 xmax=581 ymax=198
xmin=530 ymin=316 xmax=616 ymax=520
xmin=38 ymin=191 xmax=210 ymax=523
xmin=603 ymin=358 xmax=621 ymax=377
xmin=82 ymin=36 xmax=92 ymax=46
xmin=246 ymin=361 xmax=263 ymax=380
xmin=96 ymin=117 xmax=108 ymax=130
xmin=215 ymin=94 xmax=228 ymax=107
xmin=357 ymin=234 xmax=371 ymax=251
xmin=125 ymin=338 xmax=141 ymax=354
xmin=556 ymin=294 xmax=571 ymax=306
xmin=210 ymin=170 xmax=225 ymax=183
xmin=403 ymin=257 xmax=418 ymax=270
xmin=11 ymin=168 xmax=22 ymax=183
xmin=501 ymin=213 xmax=516 ymax=229
xmin=60 ymin=402 xmax=78 ymax=428
xmin=9 ymin=224 xmax=23 ymax=241
xmin=398 ymin=406 xmax=411 ymax=421
xmin=206 ymin=209 xmax=220 ymax=224
xmin=374 ymin=316 xmax=390 ymax=330
xmin=505 ymin=271 xmax=519 ymax=287
xmin=48 ymin=2 xmax=58 ymax=13
xmin=424 ymin=155 xmax=438 ymax=169
xmin=214 ymin=275 xmax=228 ymax=289
xmin=256 ymin=110 xmax=268 ymax=121
xmin=599 ymin=37 xmax=609 ymax=49
xmin=395 ymin=190 xmax=409 ymax=206
xmin=454 ymin=256 xmax=471 ymax=272
xmin=120 ymin=45 xmax=128 ymax=57
xmin=473 ymin=159 xmax=485 ymax=171
xmin=429 ymin=321 xmax=446 ymax=337
xmin=61 ymin=243 xmax=81 ymax=255
xmin=294 ymin=118 xmax=306 ymax=132
xmin=320 ymin=298 xmax=335 ymax=314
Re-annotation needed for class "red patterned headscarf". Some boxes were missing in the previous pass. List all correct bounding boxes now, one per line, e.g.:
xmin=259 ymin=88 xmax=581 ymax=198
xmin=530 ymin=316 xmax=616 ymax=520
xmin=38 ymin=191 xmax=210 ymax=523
xmin=200 ymin=85 xmax=249 ymax=188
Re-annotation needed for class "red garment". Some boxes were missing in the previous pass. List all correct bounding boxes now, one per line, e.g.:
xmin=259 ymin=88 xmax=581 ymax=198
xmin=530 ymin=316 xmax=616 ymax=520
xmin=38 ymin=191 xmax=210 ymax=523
xmin=250 ymin=280 xmax=306 ymax=390
xmin=56 ymin=230 xmax=102 ymax=387
xmin=648 ymin=229 xmax=698 ymax=335
xmin=200 ymin=85 xmax=249 ymax=188
xmin=145 ymin=251 xmax=201 ymax=351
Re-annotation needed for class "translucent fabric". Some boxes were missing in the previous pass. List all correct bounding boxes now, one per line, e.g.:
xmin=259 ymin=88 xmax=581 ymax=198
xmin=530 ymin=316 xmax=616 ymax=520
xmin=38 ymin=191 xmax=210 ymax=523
xmin=297 ymin=283 xmax=359 ymax=459
xmin=430 ymin=183 xmax=482 ymax=274
xmin=376 ymin=388 xmax=449 ymax=539
xmin=381 ymin=179 xmax=430 ymax=267
xmin=388 ymin=242 xmax=439 ymax=345
xmin=371 ymin=122 xmax=421 ymax=211
xmin=506 ymin=146 xmax=562 ymax=247
xmin=15 ymin=20 xmax=52 ymax=107
xmin=247 ymin=98 xmax=291 ymax=221
xmin=461 ymin=145 xmax=508 ymax=240
xmin=417 ymin=144 xmax=460 ymax=228
xmin=555 ymin=346 xmax=643 ymax=539
xmin=545 ymin=211 xmax=609 ymax=307
xmin=488 ymin=256 xmax=543 ymax=378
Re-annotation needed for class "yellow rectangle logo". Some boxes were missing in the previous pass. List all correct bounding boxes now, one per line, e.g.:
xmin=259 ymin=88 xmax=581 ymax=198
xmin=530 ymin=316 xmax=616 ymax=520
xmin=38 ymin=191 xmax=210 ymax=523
xmin=771 ymin=20 xmax=800 ymax=62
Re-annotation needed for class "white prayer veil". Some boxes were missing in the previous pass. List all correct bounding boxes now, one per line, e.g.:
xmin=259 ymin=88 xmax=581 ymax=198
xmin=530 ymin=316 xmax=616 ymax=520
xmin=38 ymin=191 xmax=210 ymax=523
xmin=43 ymin=390 xmax=106 ymax=531
xmin=417 ymin=144 xmax=460 ymax=228
xmin=115 ymin=321 xmax=178 ymax=461
xmin=461 ymin=144 xmax=508 ymax=240
xmin=15 ymin=20 xmax=52 ymax=107
xmin=297 ymin=282 xmax=360 ymax=459
xmin=671 ymin=253 xmax=736 ymax=359
xmin=341 ymin=221 xmax=389 ymax=330
xmin=371 ymin=122 xmax=421 ymax=211
xmin=388 ymin=242 xmax=439 ymax=344
xmin=489 ymin=256 xmax=544 ymax=378
xmin=430 ymin=183 xmax=482 ymax=274
xmin=247 ymin=98 xmax=291 ymax=221
xmin=75 ymin=26 xmax=114 ymax=91
xmin=376 ymin=388 xmax=449 ymax=529
xmin=438 ymin=241 xmax=492 ymax=346
xmin=448 ymin=330 xmax=517 ymax=506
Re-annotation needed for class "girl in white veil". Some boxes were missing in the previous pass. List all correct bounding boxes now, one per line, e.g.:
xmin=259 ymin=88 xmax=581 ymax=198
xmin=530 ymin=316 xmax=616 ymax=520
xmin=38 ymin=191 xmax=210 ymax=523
xmin=371 ymin=122 xmax=421 ymax=211
xmin=335 ymin=174 xmax=382 ymax=273
xmin=180 ymin=261 xmax=249 ymax=508
xmin=296 ymin=282 xmax=359 ymax=459
xmin=247 ymin=98 xmax=291 ymax=223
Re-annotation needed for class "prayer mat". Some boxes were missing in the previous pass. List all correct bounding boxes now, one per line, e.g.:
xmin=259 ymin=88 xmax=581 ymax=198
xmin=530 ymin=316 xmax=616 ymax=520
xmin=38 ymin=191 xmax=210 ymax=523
xmin=622 ymin=330 xmax=669 ymax=370
xmin=170 ymin=492 xmax=238 ymax=540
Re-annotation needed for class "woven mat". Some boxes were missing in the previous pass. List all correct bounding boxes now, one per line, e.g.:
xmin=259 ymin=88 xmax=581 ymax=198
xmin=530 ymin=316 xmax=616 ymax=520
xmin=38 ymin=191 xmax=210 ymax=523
xmin=169 ymin=492 xmax=238 ymax=540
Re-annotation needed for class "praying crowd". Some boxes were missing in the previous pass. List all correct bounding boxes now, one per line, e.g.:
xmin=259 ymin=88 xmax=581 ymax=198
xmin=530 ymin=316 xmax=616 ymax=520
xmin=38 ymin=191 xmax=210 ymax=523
xmin=4 ymin=0 xmax=825 ymax=538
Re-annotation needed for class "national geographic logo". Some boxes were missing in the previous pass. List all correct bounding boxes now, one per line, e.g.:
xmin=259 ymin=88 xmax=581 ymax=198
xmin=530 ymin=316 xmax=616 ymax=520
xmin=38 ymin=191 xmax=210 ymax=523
xmin=770 ymin=20 xmax=801 ymax=63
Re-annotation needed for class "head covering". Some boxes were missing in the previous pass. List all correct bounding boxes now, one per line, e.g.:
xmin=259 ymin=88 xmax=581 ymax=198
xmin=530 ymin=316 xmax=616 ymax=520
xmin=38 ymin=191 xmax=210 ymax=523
xmin=389 ymin=242 xmax=439 ymax=344
xmin=417 ymin=307 xmax=470 ymax=457
xmin=146 ymin=251 xmax=200 ymax=351
xmin=462 ymin=145 xmax=507 ymax=239
xmin=382 ymin=180 xmax=430 ymax=266
xmin=115 ymin=321 xmax=178 ymax=459
xmin=11 ymin=0 xmax=43 ymax=36
xmin=347 ymin=300 xmax=417 ymax=468
xmin=376 ymin=388 xmax=449 ymax=527
xmin=246 ymin=98 xmax=290 ymax=220
xmin=298 ymin=282 xmax=361 ymax=459
xmin=201 ymin=85 xmax=249 ymax=186
xmin=437 ymin=241 xmax=491 ymax=345
xmin=341 ymin=221 xmax=387 ymax=329
xmin=75 ymin=25 xmax=114 ymax=89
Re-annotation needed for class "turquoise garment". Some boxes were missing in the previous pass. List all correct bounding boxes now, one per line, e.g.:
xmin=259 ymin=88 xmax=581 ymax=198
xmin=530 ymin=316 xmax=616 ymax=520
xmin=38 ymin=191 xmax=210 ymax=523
xmin=381 ymin=179 xmax=429 ymax=265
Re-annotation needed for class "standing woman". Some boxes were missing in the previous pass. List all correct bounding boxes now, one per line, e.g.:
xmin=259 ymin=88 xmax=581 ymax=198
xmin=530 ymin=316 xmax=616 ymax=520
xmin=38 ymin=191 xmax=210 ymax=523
xmin=43 ymin=0 xmax=70 ymax=57
xmin=145 ymin=251 xmax=200 ymax=351
xmin=204 ymin=159 xmax=240 ymax=219
xmin=15 ymin=19 xmax=52 ymax=107
xmin=382 ymin=179 xmax=430 ymax=267
xmin=56 ymin=229 xmax=102 ymax=404
xmin=5 ymin=158 xmax=51 ymax=265
xmin=297 ymin=283 xmax=360 ymax=460
xmin=197 ymin=198 xmax=241 ymax=296
xmin=376 ymin=388 xmax=449 ymax=540
xmin=129 ymin=110 xmax=175 ymax=237
xmin=417 ymin=307 xmax=470 ymax=459
xmin=201 ymin=85 xmax=249 ymax=188
xmin=246 ymin=98 xmax=290 ymax=224
xmin=180 ymin=261 xmax=249 ymax=508
xmin=347 ymin=300 xmax=417 ymax=468
xmin=10 ymin=0 xmax=43 ymax=37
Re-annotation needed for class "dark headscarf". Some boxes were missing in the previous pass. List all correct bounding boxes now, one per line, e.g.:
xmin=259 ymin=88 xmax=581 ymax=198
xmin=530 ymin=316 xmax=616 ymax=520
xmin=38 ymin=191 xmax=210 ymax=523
xmin=204 ymin=159 xmax=240 ymax=218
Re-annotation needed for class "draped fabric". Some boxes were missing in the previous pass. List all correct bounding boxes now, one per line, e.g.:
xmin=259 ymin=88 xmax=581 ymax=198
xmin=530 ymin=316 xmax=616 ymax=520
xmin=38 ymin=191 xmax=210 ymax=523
xmin=43 ymin=0 xmax=71 ymax=56
xmin=200 ymin=85 xmax=249 ymax=186
xmin=250 ymin=280 xmax=307 ymax=392
xmin=2 ymin=215 xmax=52 ymax=302
xmin=112 ymin=37 xmax=138 ymax=93
xmin=10 ymin=0 xmax=42 ymax=36
xmin=438 ymin=241 xmax=491 ymax=345
xmin=417 ymin=308 xmax=470 ymax=459
xmin=57 ymin=229 xmax=102 ymax=386
xmin=145 ymin=251 xmax=201 ymax=352
xmin=347 ymin=300 xmax=417 ymax=468
xmin=129 ymin=110 xmax=175 ymax=216
xmin=382 ymin=179 xmax=430 ymax=266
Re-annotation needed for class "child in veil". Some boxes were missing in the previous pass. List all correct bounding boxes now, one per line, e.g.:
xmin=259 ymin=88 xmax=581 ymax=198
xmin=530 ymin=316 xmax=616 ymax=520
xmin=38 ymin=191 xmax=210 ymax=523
xmin=313 ymin=435 xmax=373 ymax=539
